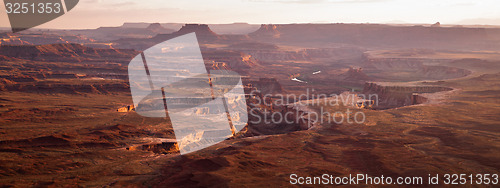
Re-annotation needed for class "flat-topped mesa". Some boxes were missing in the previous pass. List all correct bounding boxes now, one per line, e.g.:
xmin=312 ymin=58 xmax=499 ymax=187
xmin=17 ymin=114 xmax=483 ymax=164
xmin=147 ymin=24 xmax=221 ymax=46
xmin=175 ymin=24 xmax=219 ymax=40
xmin=249 ymin=24 xmax=281 ymax=38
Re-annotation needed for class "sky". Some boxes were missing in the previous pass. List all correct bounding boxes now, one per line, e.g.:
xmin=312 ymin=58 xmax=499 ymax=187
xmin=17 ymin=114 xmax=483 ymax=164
xmin=1 ymin=0 xmax=500 ymax=29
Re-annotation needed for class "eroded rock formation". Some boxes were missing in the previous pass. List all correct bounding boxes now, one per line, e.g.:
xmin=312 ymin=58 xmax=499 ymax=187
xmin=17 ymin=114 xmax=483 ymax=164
xmin=363 ymin=82 xmax=452 ymax=109
xmin=0 ymin=43 xmax=136 ymax=63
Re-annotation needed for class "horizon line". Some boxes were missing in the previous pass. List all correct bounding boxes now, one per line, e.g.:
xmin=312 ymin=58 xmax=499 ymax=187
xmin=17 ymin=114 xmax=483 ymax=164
xmin=2 ymin=22 xmax=500 ymax=31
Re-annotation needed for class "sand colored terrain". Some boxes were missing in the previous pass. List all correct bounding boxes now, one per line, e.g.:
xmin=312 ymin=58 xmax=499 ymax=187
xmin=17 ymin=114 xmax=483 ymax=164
xmin=0 ymin=23 xmax=499 ymax=187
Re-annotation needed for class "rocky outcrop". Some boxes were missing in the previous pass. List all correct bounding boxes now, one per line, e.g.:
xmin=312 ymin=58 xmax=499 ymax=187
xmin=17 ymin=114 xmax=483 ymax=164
xmin=245 ymin=89 xmax=314 ymax=136
xmin=363 ymin=82 xmax=452 ymax=109
xmin=411 ymin=93 xmax=428 ymax=105
xmin=117 ymin=105 xmax=135 ymax=113
xmin=202 ymin=50 xmax=259 ymax=73
xmin=0 ymin=78 xmax=15 ymax=91
xmin=431 ymin=22 xmax=441 ymax=28
xmin=249 ymin=24 xmax=281 ymax=39
xmin=127 ymin=141 xmax=179 ymax=154
xmin=339 ymin=68 xmax=371 ymax=81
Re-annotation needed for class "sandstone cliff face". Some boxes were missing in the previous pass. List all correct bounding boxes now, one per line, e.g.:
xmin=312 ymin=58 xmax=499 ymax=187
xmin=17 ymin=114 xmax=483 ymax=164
xmin=127 ymin=142 xmax=179 ymax=154
xmin=0 ymin=37 xmax=32 ymax=45
xmin=0 ymin=44 xmax=136 ymax=63
xmin=0 ymin=78 xmax=130 ymax=94
xmin=363 ymin=82 xmax=452 ymax=109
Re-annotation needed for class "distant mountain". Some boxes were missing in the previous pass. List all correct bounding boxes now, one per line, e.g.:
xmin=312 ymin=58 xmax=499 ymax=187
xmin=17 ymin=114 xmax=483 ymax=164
xmin=249 ymin=24 xmax=281 ymax=39
xmin=72 ymin=23 xmax=176 ymax=41
xmin=113 ymin=24 xmax=225 ymax=51
xmin=175 ymin=24 xmax=219 ymax=38
xmin=122 ymin=22 xmax=260 ymax=35
xmin=248 ymin=23 xmax=500 ymax=50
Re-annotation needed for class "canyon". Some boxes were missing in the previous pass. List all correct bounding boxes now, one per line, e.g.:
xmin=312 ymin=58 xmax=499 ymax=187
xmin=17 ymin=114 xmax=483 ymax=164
xmin=0 ymin=23 xmax=499 ymax=187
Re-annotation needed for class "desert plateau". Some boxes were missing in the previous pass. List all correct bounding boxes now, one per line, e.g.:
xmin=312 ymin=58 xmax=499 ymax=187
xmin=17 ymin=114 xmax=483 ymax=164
xmin=0 ymin=21 xmax=499 ymax=187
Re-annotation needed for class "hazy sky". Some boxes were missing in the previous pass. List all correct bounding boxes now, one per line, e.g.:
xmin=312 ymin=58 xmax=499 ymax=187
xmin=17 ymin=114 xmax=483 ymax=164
xmin=1 ymin=0 xmax=500 ymax=29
